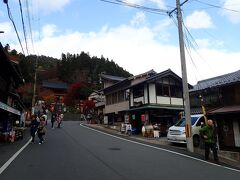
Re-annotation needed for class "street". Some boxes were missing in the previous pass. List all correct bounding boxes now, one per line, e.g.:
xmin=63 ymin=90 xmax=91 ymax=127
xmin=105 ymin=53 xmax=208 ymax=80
xmin=0 ymin=121 xmax=240 ymax=180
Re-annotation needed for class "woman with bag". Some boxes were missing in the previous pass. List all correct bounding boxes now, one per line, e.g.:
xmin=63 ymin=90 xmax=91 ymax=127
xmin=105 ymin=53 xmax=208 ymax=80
xmin=37 ymin=116 xmax=46 ymax=144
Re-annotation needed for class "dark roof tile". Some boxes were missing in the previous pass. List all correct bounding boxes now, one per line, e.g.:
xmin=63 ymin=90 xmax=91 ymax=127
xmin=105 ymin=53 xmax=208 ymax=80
xmin=42 ymin=81 xmax=68 ymax=90
xmin=190 ymin=69 xmax=240 ymax=92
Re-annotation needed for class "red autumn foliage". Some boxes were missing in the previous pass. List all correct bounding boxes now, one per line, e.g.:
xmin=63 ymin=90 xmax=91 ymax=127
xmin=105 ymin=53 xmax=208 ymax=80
xmin=38 ymin=89 xmax=55 ymax=105
xmin=82 ymin=99 xmax=95 ymax=109
xmin=80 ymin=99 xmax=96 ymax=114
xmin=64 ymin=82 xmax=84 ymax=106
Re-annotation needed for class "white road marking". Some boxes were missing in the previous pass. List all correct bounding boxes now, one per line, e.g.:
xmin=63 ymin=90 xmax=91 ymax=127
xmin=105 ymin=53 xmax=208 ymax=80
xmin=0 ymin=138 xmax=32 ymax=175
xmin=81 ymin=124 xmax=240 ymax=173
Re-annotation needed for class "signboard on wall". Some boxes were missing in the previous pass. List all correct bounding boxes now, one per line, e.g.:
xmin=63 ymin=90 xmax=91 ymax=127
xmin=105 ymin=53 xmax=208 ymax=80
xmin=104 ymin=116 xmax=108 ymax=125
xmin=124 ymin=115 xmax=129 ymax=123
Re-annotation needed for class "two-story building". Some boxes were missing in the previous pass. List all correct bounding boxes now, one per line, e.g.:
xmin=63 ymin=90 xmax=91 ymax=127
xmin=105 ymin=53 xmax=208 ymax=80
xmin=103 ymin=69 xmax=187 ymax=135
xmin=0 ymin=43 xmax=24 ymax=141
xmin=190 ymin=69 xmax=240 ymax=151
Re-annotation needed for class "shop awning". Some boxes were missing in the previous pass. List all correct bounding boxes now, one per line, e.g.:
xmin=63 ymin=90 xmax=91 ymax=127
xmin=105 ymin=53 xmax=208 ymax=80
xmin=0 ymin=101 xmax=21 ymax=115
xmin=209 ymin=105 xmax=240 ymax=114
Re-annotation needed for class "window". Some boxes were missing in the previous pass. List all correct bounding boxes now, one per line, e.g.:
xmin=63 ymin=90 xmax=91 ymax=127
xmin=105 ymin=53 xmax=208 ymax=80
xmin=175 ymin=117 xmax=199 ymax=127
xmin=133 ymin=85 xmax=144 ymax=98
xmin=196 ymin=117 xmax=205 ymax=127
xmin=156 ymin=83 xmax=163 ymax=96
xmin=163 ymin=85 xmax=170 ymax=96
xmin=112 ymin=92 xmax=117 ymax=104
xmin=170 ymin=85 xmax=182 ymax=98
xmin=156 ymin=83 xmax=170 ymax=96
xmin=125 ymin=90 xmax=130 ymax=100
xmin=118 ymin=91 xmax=124 ymax=102
xmin=106 ymin=94 xmax=111 ymax=105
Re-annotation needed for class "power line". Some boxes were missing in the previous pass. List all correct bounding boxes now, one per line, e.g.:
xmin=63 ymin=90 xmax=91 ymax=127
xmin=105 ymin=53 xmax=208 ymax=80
xmin=193 ymin=0 xmax=240 ymax=13
xmin=115 ymin=0 xmax=168 ymax=13
xmin=18 ymin=0 xmax=29 ymax=55
xmin=181 ymin=21 xmax=217 ymax=75
xmin=5 ymin=1 xmax=25 ymax=55
xmin=25 ymin=0 xmax=35 ymax=53
xmin=100 ymin=0 xmax=168 ymax=15
xmin=170 ymin=15 xmax=202 ymax=83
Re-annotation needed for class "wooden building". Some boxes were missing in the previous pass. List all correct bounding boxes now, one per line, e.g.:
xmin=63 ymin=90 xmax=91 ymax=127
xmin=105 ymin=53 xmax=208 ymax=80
xmin=0 ymin=43 xmax=24 ymax=141
xmin=190 ymin=70 xmax=240 ymax=151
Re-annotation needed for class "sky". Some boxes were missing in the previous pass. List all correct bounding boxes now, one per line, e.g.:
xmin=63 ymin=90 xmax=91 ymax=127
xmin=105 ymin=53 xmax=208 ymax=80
xmin=0 ymin=0 xmax=240 ymax=85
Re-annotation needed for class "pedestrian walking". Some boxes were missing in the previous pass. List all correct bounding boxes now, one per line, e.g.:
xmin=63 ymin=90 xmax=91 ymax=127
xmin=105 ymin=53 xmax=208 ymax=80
xmin=199 ymin=119 xmax=219 ymax=162
xmin=30 ymin=115 xmax=39 ymax=143
xmin=37 ymin=116 xmax=46 ymax=144
xmin=56 ymin=112 xmax=63 ymax=128
xmin=51 ymin=112 xmax=56 ymax=129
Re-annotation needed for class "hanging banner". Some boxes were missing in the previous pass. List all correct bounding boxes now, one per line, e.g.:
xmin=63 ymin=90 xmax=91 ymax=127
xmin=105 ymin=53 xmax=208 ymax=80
xmin=141 ymin=114 xmax=145 ymax=123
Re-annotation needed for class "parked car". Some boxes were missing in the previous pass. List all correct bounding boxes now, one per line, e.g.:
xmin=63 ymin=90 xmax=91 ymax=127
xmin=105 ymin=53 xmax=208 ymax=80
xmin=167 ymin=114 xmax=205 ymax=147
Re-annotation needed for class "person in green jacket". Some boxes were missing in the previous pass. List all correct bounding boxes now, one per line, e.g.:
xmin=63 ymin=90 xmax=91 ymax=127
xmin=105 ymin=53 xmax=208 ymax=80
xmin=199 ymin=119 xmax=219 ymax=162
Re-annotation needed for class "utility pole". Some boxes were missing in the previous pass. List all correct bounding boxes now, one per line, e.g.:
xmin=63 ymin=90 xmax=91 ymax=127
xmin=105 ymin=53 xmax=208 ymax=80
xmin=175 ymin=0 xmax=193 ymax=152
xmin=31 ymin=58 xmax=38 ymax=115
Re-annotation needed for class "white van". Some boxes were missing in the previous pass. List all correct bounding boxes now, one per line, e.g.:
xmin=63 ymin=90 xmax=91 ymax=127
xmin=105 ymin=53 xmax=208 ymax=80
xmin=167 ymin=114 xmax=205 ymax=147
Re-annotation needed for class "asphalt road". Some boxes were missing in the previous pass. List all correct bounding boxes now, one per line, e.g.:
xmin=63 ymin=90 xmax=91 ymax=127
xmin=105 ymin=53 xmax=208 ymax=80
xmin=1 ymin=121 xmax=240 ymax=180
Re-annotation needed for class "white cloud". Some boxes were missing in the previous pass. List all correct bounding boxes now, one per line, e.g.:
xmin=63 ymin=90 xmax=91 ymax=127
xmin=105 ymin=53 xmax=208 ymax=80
xmin=126 ymin=0 xmax=144 ymax=4
xmin=0 ymin=22 xmax=18 ymax=43
xmin=124 ymin=0 xmax=166 ymax=9
xmin=42 ymin=24 xmax=57 ymax=37
xmin=195 ymin=39 xmax=211 ymax=48
xmin=195 ymin=38 xmax=224 ymax=49
xmin=185 ymin=10 xmax=214 ymax=29
xmin=152 ymin=18 xmax=172 ymax=41
xmin=222 ymin=0 xmax=240 ymax=23
xmin=149 ymin=0 xmax=166 ymax=9
xmin=185 ymin=48 xmax=240 ymax=83
xmin=9 ymin=22 xmax=240 ymax=85
xmin=33 ymin=0 xmax=71 ymax=14
xmin=130 ymin=12 xmax=146 ymax=26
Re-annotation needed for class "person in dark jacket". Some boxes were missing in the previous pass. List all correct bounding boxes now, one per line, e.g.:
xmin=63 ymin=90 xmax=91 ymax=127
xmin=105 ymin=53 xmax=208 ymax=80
xmin=37 ymin=116 xmax=46 ymax=144
xmin=30 ymin=115 xmax=39 ymax=143
xmin=51 ymin=113 xmax=56 ymax=129
xmin=199 ymin=119 xmax=219 ymax=162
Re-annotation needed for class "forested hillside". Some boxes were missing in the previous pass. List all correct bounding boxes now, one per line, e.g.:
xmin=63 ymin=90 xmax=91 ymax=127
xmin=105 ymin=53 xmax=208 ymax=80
xmin=17 ymin=51 xmax=132 ymax=85
xmin=6 ymin=48 xmax=132 ymax=108
xmin=58 ymin=52 xmax=132 ymax=84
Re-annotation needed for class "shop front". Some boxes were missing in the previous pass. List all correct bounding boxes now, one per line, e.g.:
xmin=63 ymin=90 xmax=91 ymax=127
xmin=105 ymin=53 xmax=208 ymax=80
xmin=127 ymin=106 xmax=183 ymax=136
xmin=210 ymin=106 xmax=240 ymax=152
xmin=0 ymin=101 xmax=22 ymax=142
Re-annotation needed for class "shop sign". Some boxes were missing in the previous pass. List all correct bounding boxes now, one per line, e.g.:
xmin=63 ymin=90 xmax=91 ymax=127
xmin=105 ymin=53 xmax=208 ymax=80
xmin=124 ymin=115 xmax=129 ymax=123
xmin=132 ymin=114 xmax=135 ymax=120
xmin=141 ymin=114 xmax=145 ymax=122
xmin=0 ymin=101 xmax=20 ymax=115
xmin=104 ymin=116 xmax=108 ymax=125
